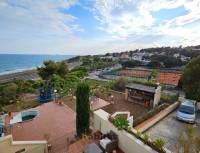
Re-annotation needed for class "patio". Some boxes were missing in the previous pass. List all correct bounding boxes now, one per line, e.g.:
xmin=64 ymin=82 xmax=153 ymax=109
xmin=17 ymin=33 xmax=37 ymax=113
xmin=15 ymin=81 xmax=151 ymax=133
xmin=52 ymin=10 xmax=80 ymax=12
xmin=5 ymin=102 xmax=76 ymax=153
xmin=102 ymin=91 xmax=149 ymax=117
xmin=67 ymin=132 xmax=124 ymax=153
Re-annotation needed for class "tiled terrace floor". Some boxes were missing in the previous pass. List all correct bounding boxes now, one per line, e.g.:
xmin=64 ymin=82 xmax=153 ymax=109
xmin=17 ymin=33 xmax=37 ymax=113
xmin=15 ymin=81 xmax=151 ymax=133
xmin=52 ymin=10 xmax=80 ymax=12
xmin=5 ymin=102 xmax=76 ymax=153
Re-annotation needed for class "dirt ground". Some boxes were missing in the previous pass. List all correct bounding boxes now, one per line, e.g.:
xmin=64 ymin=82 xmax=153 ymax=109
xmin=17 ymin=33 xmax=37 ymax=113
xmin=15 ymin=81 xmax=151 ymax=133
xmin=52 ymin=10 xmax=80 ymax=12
xmin=102 ymin=91 xmax=149 ymax=118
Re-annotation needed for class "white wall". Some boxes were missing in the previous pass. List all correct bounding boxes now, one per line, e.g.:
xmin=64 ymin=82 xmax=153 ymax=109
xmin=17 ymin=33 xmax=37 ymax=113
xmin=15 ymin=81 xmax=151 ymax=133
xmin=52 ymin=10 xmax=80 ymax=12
xmin=0 ymin=135 xmax=47 ymax=153
xmin=93 ymin=109 xmax=157 ymax=153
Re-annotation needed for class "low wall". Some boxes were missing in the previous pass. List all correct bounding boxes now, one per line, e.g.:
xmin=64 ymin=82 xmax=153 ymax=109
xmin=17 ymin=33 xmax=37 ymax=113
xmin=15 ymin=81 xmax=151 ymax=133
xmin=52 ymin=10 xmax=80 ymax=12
xmin=93 ymin=109 xmax=157 ymax=153
xmin=0 ymin=135 xmax=47 ymax=153
xmin=135 ymin=101 xmax=179 ymax=132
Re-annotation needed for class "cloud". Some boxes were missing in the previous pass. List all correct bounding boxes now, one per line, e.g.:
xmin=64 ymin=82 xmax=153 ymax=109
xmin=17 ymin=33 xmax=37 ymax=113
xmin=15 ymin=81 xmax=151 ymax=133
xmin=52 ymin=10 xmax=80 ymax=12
xmin=92 ymin=0 xmax=200 ymax=47
xmin=0 ymin=0 xmax=200 ymax=55
xmin=0 ymin=0 xmax=81 ymax=36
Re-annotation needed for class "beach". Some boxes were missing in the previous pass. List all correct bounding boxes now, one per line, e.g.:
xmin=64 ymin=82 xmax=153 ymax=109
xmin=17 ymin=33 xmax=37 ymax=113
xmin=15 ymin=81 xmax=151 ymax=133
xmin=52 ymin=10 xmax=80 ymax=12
xmin=0 ymin=69 xmax=40 ymax=84
xmin=0 ymin=61 xmax=82 ymax=84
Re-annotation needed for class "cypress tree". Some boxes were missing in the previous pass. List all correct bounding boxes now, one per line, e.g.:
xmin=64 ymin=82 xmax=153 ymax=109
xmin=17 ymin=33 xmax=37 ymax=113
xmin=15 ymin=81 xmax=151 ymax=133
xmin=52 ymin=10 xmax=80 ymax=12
xmin=76 ymin=81 xmax=90 ymax=137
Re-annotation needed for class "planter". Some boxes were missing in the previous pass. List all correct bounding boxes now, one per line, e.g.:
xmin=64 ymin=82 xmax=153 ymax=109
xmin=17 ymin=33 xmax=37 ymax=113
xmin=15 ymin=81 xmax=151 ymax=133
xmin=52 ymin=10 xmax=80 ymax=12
xmin=8 ymin=112 xmax=12 ymax=117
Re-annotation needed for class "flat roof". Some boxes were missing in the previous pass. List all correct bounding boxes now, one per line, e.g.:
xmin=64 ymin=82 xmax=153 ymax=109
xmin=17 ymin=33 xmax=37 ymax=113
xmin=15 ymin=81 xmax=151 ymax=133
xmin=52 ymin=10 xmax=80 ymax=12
xmin=126 ymin=83 xmax=156 ymax=93
xmin=5 ymin=102 xmax=76 ymax=153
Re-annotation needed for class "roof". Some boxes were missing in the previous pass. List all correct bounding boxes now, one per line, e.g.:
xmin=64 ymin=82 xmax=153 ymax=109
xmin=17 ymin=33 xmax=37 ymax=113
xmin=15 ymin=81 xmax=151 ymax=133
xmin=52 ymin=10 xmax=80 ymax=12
xmin=5 ymin=102 xmax=76 ymax=153
xmin=126 ymin=83 xmax=156 ymax=93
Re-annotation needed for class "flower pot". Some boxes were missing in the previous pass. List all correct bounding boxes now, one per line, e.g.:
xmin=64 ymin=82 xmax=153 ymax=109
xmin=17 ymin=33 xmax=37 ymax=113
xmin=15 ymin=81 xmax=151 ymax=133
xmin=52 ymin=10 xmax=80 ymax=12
xmin=8 ymin=112 xmax=12 ymax=117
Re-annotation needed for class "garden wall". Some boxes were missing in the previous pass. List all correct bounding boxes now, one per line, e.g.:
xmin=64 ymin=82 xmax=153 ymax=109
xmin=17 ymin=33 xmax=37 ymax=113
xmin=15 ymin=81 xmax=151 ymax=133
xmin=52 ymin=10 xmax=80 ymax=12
xmin=93 ymin=109 xmax=158 ymax=153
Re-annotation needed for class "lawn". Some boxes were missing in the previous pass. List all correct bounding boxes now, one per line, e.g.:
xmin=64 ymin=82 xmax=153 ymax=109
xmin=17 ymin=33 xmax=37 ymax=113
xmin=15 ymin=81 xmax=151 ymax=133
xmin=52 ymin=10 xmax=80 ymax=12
xmin=3 ymin=99 xmax=40 ymax=112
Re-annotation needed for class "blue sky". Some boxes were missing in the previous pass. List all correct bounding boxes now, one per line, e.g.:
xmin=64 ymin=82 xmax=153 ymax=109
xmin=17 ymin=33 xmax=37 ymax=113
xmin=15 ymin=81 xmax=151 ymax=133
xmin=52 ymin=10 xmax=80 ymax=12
xmin=0 ymin=0 xmax=200 ymax=55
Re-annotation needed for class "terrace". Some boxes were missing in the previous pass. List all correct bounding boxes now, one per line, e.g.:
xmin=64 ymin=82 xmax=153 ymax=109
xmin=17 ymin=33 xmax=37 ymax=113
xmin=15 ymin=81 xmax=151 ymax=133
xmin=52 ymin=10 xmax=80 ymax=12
xmin=101 ymin=91 xmax=149 ymax=118
xmin=5 ymin=102 xmax=76 ymax=153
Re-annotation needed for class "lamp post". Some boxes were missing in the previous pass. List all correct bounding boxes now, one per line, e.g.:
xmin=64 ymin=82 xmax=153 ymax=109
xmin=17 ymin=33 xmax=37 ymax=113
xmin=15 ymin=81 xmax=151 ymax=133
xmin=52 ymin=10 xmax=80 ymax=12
xmin=54 ymin=89 xmax=57 ymax=103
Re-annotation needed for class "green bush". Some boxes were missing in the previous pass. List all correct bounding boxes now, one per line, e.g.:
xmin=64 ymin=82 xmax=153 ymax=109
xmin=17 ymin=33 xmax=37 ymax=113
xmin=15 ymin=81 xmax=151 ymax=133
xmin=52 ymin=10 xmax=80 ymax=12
xmin=131 ymin=79 xmax=157 ymax=87
xmin=161 ymin=93 xmax=178 ymax=103
xmin=133 ymin=103 xmax=169 ymax=127
xmin=143 ymin=133 xmax=149 ymax=143
xmin=154 ymin=138 xmax=165 ymax=149
xmin=112 ymin=115 xmax=129 ymax=130
xmin=111 ymin=77 xmax=128 ymax=91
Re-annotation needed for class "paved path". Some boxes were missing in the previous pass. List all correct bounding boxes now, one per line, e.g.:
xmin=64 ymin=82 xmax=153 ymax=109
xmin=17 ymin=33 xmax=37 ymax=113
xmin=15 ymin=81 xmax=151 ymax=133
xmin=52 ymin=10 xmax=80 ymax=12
xmin=146 ymin=111 xmax=200 ymax=152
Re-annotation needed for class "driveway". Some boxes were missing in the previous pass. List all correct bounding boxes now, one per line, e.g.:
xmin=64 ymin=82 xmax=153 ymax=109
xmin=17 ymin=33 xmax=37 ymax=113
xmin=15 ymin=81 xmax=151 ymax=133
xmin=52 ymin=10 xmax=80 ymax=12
xmin=145 ymin=111 xmax=200 ymax=152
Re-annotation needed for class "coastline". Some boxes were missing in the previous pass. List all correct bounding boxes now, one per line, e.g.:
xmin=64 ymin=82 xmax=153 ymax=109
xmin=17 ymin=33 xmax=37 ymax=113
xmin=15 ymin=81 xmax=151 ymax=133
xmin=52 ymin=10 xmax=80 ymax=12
xmin=0 ymin=60 xmax=82 ymax=84
xmin=0 ymin=69 xmax=40 ymax=84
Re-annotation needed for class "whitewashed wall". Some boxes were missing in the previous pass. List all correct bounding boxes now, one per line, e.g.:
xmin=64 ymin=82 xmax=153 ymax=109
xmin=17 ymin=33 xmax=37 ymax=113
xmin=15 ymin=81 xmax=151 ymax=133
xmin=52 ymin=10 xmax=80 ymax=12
xmin=93 ymin=109 xmax=158 ymax=153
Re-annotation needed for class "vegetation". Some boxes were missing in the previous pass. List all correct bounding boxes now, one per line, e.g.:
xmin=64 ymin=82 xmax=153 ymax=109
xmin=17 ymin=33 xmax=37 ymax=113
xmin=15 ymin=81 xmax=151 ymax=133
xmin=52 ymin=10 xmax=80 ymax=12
xmin=149 ymin=70 xmax=158 ymax=80
xmin=111 ymin=77 xmax=128 ymax=92
xmin=3 ymin=99 xmax=39 ymax=112
xmin=160 ymin=93 xmax=178 ymax=103
xmin=176 ymin=125 xmax=200 ymax=153
xmin=130 ymin=130 xmax=166 ymax=153
xmin=76 ymin=81 xmax=90 ymax=137
xmin=131 ymin=79 xmax=157 ymax=87
xmin=81 ymin=55 xmax=117 ymax=71
xmin=121 ymin=60 xmax=140 ymax=68
xmin=112 ymin=115 xmax=129 ymax=130
xmin=132 ymin=103 xmax=169 ymax=127
xmin=182 ymin=55 xmax=200 ymax=101
xmin=148 ymin=55 xmax=183 ymax=68
xmin=154 ymin=138 xmax=165 ymax=150
xmin=37 ymin=60 xmax=68 ymax=80
xmin=0 ymin=80 xmax=36 ymax=106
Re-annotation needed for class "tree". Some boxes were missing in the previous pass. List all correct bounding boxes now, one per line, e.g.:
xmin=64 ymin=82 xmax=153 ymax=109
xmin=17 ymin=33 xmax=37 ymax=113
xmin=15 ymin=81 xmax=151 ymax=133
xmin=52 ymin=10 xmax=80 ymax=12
xmin=111 ymin=77 xmax=128 ymax=92
xmin=76 ymin=81 xmax=90 ymax=137
xmin=37 ymin=60 xmax=68 ymax=80
xmin=149 ymin=70 xmax=158 ymax=80
xmin=182 ymin=55 xmax=200 ymax=101
xmin=121 ymin=60 xmax=140 ymax=68
xmin=0 ymin=83 xmax=18 ymax=105
xmin=57 ymin=61 xmax=69 ymax=78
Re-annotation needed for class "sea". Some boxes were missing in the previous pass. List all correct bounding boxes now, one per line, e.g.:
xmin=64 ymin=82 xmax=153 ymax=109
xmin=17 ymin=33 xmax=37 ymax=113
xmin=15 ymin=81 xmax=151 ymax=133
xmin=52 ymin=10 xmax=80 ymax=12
xmin=0 ymin=54 xmax=74 ymax=75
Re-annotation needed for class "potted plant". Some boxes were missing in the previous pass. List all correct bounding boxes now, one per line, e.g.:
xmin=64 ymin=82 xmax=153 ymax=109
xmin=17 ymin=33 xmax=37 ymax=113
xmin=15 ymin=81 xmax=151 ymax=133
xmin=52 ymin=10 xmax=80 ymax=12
xmin=8 ymin=112 xmax=12 ymax=117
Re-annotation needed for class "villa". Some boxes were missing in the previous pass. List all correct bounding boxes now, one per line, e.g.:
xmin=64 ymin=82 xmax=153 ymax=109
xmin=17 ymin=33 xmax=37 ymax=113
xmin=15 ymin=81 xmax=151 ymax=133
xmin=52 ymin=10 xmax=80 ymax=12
xmin=1 ymin=102 xmax=76 ymax=153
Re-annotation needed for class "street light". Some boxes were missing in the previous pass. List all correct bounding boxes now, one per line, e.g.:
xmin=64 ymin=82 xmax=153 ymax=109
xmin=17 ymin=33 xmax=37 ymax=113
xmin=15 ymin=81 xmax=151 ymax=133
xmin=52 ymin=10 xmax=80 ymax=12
xmin=54 ymin=89 xmax=57 ymax=102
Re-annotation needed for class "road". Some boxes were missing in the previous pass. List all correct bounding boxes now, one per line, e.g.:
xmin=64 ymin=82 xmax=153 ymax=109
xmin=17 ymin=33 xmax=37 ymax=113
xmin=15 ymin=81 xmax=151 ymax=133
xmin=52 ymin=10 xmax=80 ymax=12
xmin=145 ymin=111 xmax=200 ymax=152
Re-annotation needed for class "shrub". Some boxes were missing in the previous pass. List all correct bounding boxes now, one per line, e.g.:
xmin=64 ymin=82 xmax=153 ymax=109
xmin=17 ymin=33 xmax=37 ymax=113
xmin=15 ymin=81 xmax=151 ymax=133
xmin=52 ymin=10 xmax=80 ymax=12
xmin=132 ymin=103 xmax=169 ymax=127
xmin=154 ymin=138 xmax=165 ymax=149
xmin=131 ymin=79 xmax=157 ymax=87
xmin=161 ymin=93 xmax=178 ymax=103
xmin=143 ymin=133 xmax=149 ymax=143
xmin=111 ymin=77 xmax=128 ymax=91
xmin=112 ymin=115 xmax=129 ymax=130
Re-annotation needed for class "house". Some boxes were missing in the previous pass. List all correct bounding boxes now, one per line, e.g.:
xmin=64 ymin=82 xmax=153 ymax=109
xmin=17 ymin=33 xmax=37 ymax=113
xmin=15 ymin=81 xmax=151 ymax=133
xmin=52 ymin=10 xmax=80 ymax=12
xmin=2 ymin=102 xmax=76 ymax=153
xmin=125 ymin=83 xmax=161 ymax=108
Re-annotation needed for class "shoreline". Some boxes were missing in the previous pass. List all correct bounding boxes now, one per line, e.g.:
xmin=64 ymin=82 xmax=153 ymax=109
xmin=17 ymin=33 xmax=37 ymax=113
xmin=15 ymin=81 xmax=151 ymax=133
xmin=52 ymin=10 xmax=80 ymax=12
xmin=0 ymin=69 xmax=40 ymax=84
xmin=0 ymin=61 xmax=82 ymax=84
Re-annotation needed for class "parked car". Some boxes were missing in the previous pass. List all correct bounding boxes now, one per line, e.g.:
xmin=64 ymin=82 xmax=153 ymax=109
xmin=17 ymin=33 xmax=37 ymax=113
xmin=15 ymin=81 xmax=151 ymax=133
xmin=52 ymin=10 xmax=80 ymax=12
xmin=176 ymin=100 xmax=196 ymax=123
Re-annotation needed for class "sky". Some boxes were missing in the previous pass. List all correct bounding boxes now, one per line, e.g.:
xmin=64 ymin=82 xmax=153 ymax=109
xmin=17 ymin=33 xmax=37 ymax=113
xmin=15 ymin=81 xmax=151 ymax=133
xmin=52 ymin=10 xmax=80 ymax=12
xmin=0 ymin=0 xmax=200 ymax=55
